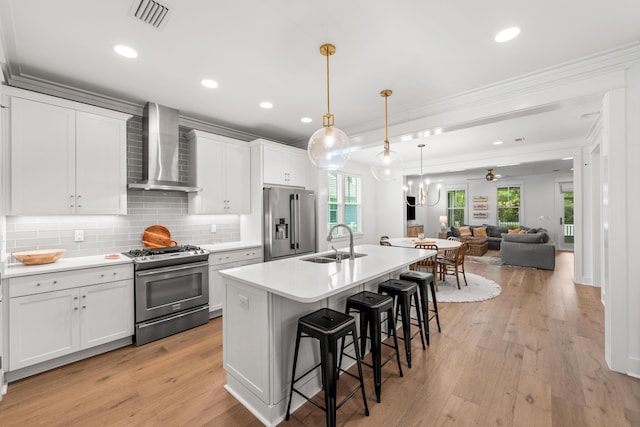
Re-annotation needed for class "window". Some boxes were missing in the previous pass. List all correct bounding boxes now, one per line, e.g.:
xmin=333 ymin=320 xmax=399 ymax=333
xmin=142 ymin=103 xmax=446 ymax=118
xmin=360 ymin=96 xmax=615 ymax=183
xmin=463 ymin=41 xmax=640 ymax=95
xmin=328 ymin=172 xmax=362 ymax=236
xmin=497 ymin=186 xmax=521 ymax=227
xmin=447 ymin=189 xmax=466 ymax=227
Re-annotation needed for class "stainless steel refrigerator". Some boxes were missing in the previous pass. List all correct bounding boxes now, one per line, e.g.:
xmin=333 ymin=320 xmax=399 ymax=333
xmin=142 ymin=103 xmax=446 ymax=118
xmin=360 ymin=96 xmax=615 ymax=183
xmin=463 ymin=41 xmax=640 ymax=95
xmin=263 ymin=187 xmax=316 ymax=261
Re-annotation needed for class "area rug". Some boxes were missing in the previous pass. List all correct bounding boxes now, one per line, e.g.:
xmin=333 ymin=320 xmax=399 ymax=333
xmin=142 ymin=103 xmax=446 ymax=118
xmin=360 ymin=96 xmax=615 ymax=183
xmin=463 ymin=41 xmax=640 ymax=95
xmin=465 ymin=255 xmax=503 ymax=265
xmin=435 ymin=273 xmax=502 ymax=302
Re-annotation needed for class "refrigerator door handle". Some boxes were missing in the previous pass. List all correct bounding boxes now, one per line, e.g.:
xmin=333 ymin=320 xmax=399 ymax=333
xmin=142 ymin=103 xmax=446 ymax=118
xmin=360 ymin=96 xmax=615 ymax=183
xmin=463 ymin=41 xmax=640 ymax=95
xmin=289 ymin=195 xmax=296 ymax=250
xmin=295 ymin=195 xmax=301 ymax=249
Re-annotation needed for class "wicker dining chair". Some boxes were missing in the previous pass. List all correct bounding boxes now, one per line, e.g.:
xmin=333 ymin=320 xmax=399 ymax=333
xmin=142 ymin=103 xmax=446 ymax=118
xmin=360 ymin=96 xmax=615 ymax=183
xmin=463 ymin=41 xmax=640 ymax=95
xmin=414 ymin=243 xmax=439 ymax=291
xmin=380 ymin=235 xmax=391 ymax=246
xmin=438 ymin=242 xmax=468 ymax=289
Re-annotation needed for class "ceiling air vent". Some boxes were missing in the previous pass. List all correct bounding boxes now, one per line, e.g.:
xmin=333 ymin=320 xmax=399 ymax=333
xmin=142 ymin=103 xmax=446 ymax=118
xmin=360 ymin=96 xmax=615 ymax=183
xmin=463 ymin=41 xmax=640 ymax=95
xmin=131 ymin=0 xmax=170 ymax=28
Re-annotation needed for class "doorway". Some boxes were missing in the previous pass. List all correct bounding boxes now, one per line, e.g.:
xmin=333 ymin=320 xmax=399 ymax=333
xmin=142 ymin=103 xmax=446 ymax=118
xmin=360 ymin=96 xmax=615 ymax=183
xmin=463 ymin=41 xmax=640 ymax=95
xmin=556 ymin=182 xmax=574 ymax=251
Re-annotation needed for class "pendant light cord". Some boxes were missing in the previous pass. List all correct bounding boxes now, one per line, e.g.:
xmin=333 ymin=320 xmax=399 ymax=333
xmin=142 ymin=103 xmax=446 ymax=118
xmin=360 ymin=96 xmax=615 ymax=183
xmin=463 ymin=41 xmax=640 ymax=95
xmin=384 ymin=95 xmax=389 ymax=151
xmin=325 ymin=46 xmax=331 ymax=115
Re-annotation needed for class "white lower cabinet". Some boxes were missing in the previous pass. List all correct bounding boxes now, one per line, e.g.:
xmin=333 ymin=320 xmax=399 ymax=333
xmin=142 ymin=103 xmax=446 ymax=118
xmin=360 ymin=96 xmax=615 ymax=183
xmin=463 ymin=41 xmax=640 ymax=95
xmin=80 ymin=281 xmax=134 ymax=349
xmin=8 ymin=265 xmax=134 ymax=371
xmin=209 ymin=247 xmax=262 ymax=315
xmin=9 ymin=289 xmax=80 ymax=369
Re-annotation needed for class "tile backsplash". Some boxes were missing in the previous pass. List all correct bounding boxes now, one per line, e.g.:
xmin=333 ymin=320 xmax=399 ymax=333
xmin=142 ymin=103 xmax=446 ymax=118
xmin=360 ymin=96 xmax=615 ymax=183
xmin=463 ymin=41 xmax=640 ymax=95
xmin=4 ymin=115 xmax=243 ymax=259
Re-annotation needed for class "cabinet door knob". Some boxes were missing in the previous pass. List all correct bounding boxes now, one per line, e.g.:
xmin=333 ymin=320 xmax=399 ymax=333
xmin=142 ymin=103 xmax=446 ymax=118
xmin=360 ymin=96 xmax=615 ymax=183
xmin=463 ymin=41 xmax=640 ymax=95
xmin=82 ymin=295 xmax=86 ymax=299
xmin=53 ymin=280 xmax=57 ymax=284
xmin=74 ymin=307 xmax=78 ymax=311
xmin=36 ymin=283 xmax=41 ymax=286
xmin=101 ymin=274 xmax=105 ymax=278
xmin=74 ymin=296 xmax=78 ymax=300
xmin=82 ymin=306 xmax=86 ymax=309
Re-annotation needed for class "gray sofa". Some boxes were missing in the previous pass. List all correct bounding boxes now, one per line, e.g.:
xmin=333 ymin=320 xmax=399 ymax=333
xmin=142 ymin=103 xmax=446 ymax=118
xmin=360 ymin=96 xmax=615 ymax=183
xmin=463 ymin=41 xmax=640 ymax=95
xmin=500 ymin=229 xmax=556 ymax=270
xmin=449 ymin=224 xmax=513 ymax=250
xmin=449 ymin=224 xmax=556 ymax=270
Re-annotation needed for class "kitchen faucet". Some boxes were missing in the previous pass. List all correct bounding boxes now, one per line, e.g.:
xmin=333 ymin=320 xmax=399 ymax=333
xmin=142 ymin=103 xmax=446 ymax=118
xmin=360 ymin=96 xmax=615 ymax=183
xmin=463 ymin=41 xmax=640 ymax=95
xmin=327 ymin=224 xmax=355 ymax=260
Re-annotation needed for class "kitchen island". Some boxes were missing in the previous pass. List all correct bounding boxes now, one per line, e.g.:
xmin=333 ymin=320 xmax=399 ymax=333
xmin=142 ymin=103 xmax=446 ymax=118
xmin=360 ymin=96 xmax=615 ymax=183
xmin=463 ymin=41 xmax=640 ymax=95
xmin=219 ymin=244 xmax=435 ymax=426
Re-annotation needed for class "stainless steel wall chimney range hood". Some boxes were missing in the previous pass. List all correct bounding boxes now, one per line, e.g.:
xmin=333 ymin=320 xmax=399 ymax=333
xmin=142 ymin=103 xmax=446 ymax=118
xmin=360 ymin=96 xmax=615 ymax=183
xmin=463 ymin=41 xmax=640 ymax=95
xmin=128 ymin=102 xmax=201 ymax=192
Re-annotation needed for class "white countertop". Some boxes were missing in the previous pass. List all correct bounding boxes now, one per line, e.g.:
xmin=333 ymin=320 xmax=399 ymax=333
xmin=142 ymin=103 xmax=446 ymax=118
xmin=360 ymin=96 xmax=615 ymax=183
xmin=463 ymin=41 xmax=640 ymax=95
xmin=2 ymin=254 xmax=133 ymax=278
xmin=200 ymin=241 xmax=262 ymax=253
xmin=220 ymin=244 xmax=436 ymax=303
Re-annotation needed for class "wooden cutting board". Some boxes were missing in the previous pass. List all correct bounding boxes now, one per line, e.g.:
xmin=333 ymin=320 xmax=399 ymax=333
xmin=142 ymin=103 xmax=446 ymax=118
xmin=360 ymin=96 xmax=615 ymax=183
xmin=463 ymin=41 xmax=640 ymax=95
xmin=142 ymin=225 xmax=177 ymax=248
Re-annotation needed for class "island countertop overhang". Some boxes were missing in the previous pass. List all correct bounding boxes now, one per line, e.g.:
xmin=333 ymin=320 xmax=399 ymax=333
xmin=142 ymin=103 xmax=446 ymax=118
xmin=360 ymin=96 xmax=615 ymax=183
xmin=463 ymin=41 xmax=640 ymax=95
xmin=219 ymin=244 xmax=435 ymax=303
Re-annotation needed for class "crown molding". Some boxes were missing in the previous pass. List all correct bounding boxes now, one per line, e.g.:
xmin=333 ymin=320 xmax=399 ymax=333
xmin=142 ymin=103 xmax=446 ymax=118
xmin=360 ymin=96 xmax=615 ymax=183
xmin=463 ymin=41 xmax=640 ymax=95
xmin=342 ymin=43 xmax=640 ymax=147
xmin=3 ymin=74 xmax=281 ymax=144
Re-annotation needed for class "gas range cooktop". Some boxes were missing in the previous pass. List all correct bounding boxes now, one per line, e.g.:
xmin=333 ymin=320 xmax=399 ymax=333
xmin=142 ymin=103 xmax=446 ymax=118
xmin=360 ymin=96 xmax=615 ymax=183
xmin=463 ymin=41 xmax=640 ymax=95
xmin=123 ymin=245 xmax=210 ymax=267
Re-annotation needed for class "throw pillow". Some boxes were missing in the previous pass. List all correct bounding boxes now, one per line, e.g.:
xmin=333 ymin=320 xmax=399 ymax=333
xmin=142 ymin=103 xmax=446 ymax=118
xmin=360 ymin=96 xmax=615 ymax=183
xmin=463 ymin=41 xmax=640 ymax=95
xmin=450 ymin=226 xmax=460 ymax=237
xmin=508 ymin=229 xmax=520 ymax=234
xmin=518 ymin=229 xmax=526 ymax=234
xmin=458 ymin=226 xmax=472 ymax=236
xmin=473 ymin=227 xmax=488 ymax=237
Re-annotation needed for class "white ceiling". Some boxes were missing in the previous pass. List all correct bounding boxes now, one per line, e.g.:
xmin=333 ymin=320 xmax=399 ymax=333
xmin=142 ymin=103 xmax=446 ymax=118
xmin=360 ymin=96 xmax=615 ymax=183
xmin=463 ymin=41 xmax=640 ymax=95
xmin=1 ymin=0 xmax=639 ymax=175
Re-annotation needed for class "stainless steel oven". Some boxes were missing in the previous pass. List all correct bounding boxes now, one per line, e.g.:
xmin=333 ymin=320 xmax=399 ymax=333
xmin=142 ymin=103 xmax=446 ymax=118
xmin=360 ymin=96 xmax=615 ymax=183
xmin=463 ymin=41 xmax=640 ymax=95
xmin=124 ymin=245 xmax=210 ymax=345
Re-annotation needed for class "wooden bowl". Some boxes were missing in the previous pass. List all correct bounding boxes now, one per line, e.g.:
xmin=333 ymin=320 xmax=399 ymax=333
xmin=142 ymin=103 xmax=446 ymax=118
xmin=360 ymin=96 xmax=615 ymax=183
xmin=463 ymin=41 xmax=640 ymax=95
xmin=14 ymin=249 xmax=65 ymax=265
xmin=142 ymin=225 xmax=177 ymax=248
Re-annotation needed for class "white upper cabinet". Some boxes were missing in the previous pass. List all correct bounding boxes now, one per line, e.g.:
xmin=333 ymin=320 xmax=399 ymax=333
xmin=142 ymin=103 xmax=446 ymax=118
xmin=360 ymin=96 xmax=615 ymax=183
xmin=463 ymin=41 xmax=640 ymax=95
xmin=263 ymin=143 xmax=308 ymax=187
xmin=187 ymin=130 xmax=250 ymax=214
xmin=7 ymin=90 xmax=130 ymax=215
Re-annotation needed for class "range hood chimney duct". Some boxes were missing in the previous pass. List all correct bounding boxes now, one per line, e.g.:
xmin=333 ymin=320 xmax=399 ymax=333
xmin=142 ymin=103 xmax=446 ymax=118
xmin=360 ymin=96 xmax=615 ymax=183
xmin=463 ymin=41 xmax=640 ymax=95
xmin=129 ymin=102 xmax=200 ymax=192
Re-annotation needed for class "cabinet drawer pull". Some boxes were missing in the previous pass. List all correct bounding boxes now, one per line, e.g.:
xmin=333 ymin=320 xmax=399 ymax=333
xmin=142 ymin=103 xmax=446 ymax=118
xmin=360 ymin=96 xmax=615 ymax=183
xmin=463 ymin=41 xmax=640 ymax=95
xmin=74 ymin=307 xmax=78 ymax=311
xmin=101 ymin=274 xmax=105 ymax=278
xmin=36 ymin=283 xmax=41 ymax=287
xmin=74 ymin=296 xmax=78 ymax=300
xmin=53 ymin=281 xmax=57 ymax=284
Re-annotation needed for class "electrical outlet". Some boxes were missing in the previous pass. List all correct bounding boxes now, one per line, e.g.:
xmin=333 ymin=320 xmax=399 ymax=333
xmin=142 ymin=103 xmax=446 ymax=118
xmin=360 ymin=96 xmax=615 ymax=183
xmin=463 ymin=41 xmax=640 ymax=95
xmin=74 ymin=230 xmax=84 ymax=242
xmin=211 ymin=224 xmax=217 ymax=233
xmin=239 ymin=295 xmax=249 ymax=309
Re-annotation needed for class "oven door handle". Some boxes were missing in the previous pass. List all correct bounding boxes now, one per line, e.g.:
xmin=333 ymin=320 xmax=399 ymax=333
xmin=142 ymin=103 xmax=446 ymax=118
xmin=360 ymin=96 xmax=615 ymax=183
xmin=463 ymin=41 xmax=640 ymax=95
xmin=137 ymin=305 xmax=209 ymax=329
xmin=136 ymin=261 xmax=209 ymax=277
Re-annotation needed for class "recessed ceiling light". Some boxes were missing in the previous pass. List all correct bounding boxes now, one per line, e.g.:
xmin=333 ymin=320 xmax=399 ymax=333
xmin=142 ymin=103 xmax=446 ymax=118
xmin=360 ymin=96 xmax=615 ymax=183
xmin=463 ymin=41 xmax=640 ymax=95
xmin=201 ymin=79 xmax=218 ymax=89
xmin=300 ymin=117 xmax=312 ymax=123
xmin=260 ymin=101 xmax=273 ymax=109
xmin=495 ymin=174 xmax=502 ymax=178
xmin=562 ymin=157 xmax=573 ymax=160
xmin=493 ymin=141 xmax=504 ymax=145
xmin=113 ymin=44 xmax=138 ymax=58
xmin=495 ymin=27 xmax=520 ymax=43
xmin=433 ymin=127 xmax=443 ymax=135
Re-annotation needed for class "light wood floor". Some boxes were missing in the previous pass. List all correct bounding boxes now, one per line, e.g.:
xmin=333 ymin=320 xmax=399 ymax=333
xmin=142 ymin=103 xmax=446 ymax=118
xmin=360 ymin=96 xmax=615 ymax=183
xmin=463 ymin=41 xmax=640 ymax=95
xmin=1 ymin=252 xmax=639 ymax=426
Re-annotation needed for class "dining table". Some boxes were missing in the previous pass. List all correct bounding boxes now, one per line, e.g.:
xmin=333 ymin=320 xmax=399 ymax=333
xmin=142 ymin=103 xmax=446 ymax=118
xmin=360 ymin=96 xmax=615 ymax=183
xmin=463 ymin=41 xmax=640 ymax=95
xmin=384 ymin=237 xmax=463 ymax=250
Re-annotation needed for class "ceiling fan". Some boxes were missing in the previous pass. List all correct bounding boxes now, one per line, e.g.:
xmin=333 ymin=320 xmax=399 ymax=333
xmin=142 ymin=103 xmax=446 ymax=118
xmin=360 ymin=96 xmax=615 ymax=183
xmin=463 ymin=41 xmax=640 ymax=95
xmin=466 ymin=168 xmax=501 ymax=181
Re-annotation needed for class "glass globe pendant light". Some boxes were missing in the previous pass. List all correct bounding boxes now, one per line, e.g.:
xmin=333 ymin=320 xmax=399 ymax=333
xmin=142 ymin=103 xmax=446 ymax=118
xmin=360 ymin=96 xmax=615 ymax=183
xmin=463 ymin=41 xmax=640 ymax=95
xmin=307 ymin=43 xmax=351 ymax=170
xmin=371 ymin=89 xmax=403 ymax=181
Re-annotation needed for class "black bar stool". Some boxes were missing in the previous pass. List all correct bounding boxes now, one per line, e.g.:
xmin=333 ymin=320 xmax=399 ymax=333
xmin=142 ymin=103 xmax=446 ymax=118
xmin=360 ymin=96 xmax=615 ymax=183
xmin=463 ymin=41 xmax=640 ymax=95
xmin=377 ymin=279 xmax=425 ymax=368
xmin=399 ymin=271 xmax=441 ymax=345
xmin=285 ymin=308 xmax=369 ymax=427
xmin=339 ymin=291 xmax=403 ymax=403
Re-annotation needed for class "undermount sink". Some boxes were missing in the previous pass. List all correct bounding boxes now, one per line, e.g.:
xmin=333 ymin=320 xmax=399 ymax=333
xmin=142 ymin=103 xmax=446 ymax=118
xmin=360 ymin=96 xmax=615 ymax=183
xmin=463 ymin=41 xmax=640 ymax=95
xmin=301 ymin=252 xmax=367 ymax=263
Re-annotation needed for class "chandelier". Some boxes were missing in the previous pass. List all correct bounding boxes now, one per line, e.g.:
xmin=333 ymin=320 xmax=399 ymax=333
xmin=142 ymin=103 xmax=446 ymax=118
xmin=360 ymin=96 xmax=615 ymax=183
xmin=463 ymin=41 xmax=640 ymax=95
xmin=403 ymin=144 xmax=441 ymax=207
xmin=307 ymin=43 xmax=351 ymax=170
